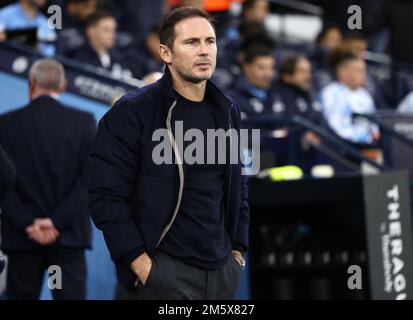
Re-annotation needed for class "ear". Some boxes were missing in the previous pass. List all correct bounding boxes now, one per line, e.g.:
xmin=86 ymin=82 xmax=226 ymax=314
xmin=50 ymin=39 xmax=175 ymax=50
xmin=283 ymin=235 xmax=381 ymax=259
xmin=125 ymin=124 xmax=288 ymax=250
xmin=28 ymin=77 xmax=36 ymax=100
xmin=159 ymin=44 xmax=172 ymax=65
xmin=60 ymin=79 xmax=68 ymax=93
xmin=29 ymin=77 xmax=35 ymax=90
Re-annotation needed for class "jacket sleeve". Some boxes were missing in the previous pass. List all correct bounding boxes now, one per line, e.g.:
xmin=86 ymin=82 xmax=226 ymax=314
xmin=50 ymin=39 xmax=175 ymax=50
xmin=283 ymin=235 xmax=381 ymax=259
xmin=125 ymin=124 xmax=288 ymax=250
xmin=233 ymin=174 xmax=250 ymax=255
xmin=88 ymin=98 xmax=146 ymax=268
xmin=51 ymin=114 xmax=97 ymax=231
xmin=0 ymin=140 xmax=35 ymax=231
xmin=0 ymin=144 xmax=15 ymax=204
xmin=232 ymin=101 xmax=250 ymax=255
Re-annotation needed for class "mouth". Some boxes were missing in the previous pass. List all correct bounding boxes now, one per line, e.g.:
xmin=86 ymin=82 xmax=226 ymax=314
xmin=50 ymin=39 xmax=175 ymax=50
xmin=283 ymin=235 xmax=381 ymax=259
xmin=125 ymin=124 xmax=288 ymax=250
xmin=195 ymin=62 xmax=211 ymax=68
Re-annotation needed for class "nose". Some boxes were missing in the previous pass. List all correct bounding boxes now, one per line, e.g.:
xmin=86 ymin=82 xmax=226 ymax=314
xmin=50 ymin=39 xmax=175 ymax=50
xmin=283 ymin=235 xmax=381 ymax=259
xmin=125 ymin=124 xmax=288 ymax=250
xmin=199 ymin=41 xmax=209 ymax=56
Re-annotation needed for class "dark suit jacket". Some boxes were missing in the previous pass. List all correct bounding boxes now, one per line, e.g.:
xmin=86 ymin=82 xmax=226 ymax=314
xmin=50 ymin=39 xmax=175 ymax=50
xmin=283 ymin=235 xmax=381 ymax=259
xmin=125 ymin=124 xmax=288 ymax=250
xmin=69 ymin=43 xmax=131 ymax=76
xmin=0 ymin=96 xmax=96 ymax=252
xmin=0 ymin=144 xmax=15 ymax=204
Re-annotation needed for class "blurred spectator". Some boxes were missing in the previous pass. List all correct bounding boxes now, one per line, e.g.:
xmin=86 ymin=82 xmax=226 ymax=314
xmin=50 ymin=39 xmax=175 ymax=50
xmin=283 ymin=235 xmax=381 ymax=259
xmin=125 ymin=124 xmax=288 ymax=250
xmin=309 ymin=26 xmax=342 ymax=93
xmin=228 ymin=44 xmax=276 ymax=120
xmin=315 ymin=26 xmax=343 ymax=53
xmin=0 ymin=144 xmax=15 ymax=205
xmin=397 ymin=91 xmax=413 ymax=113
xmin=320 ymin=49 xmax=380 ymax=145
xmin=0 ymin=59 xmax=96 ymax=300
xmin=69 ymin=11 xmax=133 ymax=80
xmin=277 ymin=54 xmax=322 ymax=124
xmin=275 ymin=55 xmax=323 ymax=171
xmin=342 ymin=32 xmax=368 ymax=60
xmin=309 ymin=26 xmax=342 ymax=69
xmin=0 ymin=0 xmax=56 ymax=56
xmin=217 ymin=25 xmax=274 ymax=88
xmin=342 ymin=32 xmax=390 ymax=109
xmin=123 ymin=24 xmax=164 ymax=80
xmin=242 ymin=0 xmax=268 ymax=25
xmin=224 ymin=0 xmax=270 ymax=43
xmin=57 ymin=0 xmax=97 ymax=56
xmin=117 ymin=0 xmax=165 ymax=41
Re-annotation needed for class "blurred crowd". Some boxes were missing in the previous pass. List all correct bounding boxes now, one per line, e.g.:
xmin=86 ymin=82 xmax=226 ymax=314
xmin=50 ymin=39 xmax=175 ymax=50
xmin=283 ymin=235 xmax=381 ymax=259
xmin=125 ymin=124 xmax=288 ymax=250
xmin=2 ymin=0 xmax=413 ymax=171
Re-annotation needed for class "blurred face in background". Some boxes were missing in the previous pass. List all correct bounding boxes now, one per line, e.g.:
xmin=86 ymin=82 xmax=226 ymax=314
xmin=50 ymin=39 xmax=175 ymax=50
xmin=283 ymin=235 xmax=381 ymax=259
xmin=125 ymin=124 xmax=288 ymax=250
xmin=67 ymin=0 xmax=97 ymax=22
xmin=282 ymin=58 xmax=312 ymax=91
xmin=337 ymin=58 xmax=367 ymax=90
xmin=244 ymin=0 xmax=269 ymax=24
xmin=243 ymin=55 xmax=275 ymax=90
xmin=160 ymin=17 xmax=217 ymax=84
xmin=344 ymin=38 xmax=368 ymax=60
xmin=87 ymin=17 xmax=117 ymax=51
xmin=320 ymin=27 xmax=343 ymax=51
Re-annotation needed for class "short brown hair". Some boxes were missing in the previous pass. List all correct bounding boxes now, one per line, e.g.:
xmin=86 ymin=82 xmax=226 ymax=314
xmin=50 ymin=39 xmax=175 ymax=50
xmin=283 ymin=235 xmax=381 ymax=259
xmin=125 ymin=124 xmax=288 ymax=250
xmin=159 ymin=7 xmax=215 ymax=48
xmin=85 ymin=11 xmax=115 ymax=30
xmin=328 ymin=47 xmax=360 ymax=72
xmin=280 ymin=54 xmax=307 ymax=77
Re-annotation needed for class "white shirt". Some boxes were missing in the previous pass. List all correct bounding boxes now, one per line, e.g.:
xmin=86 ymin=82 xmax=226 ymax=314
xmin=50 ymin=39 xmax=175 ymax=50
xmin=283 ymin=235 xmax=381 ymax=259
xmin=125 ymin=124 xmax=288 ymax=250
xmin=320 ymin=81 xmax=379 ymax=144
xmin=99 ymin=53 xmax=111 ymax=69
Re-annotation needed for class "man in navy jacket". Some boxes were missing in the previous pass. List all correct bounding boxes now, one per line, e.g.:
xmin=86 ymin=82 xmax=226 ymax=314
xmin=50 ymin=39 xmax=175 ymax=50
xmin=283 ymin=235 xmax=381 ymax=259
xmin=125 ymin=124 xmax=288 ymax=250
xmin=89 ymin=7 xmax=250 ymax=300
xmin=0 ymin=59 xmax=96 ymax=300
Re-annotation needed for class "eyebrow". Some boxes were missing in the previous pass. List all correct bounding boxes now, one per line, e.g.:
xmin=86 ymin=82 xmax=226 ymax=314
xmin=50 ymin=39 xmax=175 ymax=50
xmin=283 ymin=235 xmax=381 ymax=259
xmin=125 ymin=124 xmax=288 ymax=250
xmin=183 ymin=36 xmax=216 ymax=42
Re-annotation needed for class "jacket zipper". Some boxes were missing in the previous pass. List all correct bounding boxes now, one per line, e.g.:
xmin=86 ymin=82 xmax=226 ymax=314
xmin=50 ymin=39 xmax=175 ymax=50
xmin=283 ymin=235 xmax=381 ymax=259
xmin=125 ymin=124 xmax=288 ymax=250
xmin=225 ymin=107 xmax=233 ymax=228
xmin=157 ymin=102 xmax=234 ymax=245
xmin=156 ymin=100 xmax=185 ymax=248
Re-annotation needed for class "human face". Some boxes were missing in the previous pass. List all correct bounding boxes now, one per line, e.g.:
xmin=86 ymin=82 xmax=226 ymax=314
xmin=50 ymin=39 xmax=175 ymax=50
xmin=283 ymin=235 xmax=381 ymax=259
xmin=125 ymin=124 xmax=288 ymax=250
xmin=321 ymin=28 xmax=343 ymax=51
xmin=160 ymin=17 xmax=217 ymax=84
xmin=285 ymin=58 xmax=312 ymax=91
xmin=244 ymin=55 xmax=275 ymax=90
xmin=339 ymin=59 xmax=366 ymax=90
xmin=346 ymin=39 xmax=368 ymax=59
xmin=90 ymin=18 xmax=117 ymax=50
xmin=245 ymin=0 xmax=269 ymax=24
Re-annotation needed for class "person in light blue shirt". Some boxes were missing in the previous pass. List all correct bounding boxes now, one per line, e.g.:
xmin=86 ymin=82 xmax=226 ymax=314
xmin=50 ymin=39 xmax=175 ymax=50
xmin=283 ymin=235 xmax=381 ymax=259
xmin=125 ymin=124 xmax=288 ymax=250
xmin=0 ymin=0 xmax=56 ymax=56
xmin=320 ymin=49 xmax=380 ymax=145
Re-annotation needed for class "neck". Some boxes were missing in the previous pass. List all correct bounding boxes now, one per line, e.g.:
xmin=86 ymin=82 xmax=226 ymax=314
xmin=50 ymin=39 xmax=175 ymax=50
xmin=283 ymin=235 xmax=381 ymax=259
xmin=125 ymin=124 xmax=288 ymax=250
xmin=170 ymin=68 xmax=207 ymax=102
xmin=31 ymin=89 xmax=60 ymax=101
xmin=340 ymin=81 xmax=358 ymax=91
xmin=20 ymin=1 xmax=38 ymax=18
xmin=90 ymin=40 xmax=108 ymax=57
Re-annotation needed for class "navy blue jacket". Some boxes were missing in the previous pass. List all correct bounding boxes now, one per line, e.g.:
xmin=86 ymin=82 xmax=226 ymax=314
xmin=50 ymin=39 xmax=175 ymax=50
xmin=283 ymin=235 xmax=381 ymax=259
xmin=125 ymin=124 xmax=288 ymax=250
xmin=69 ymin=43 xmax=132 ymax=78
xmin=0 ymin=96 xmax=96 ymax=252
xmin=89 ymin=68 xmax=250 ymax=288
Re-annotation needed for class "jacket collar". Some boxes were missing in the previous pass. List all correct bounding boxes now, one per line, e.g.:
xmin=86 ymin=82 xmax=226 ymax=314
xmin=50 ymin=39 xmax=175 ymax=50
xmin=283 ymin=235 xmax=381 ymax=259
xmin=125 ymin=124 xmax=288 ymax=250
xmin=236 ymin=76 xmax=268 ymax=102
xmin=160 ymin=66 xmax=234 ymax=115
xmin=29 ymin=95 xmax=61 ymax=107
